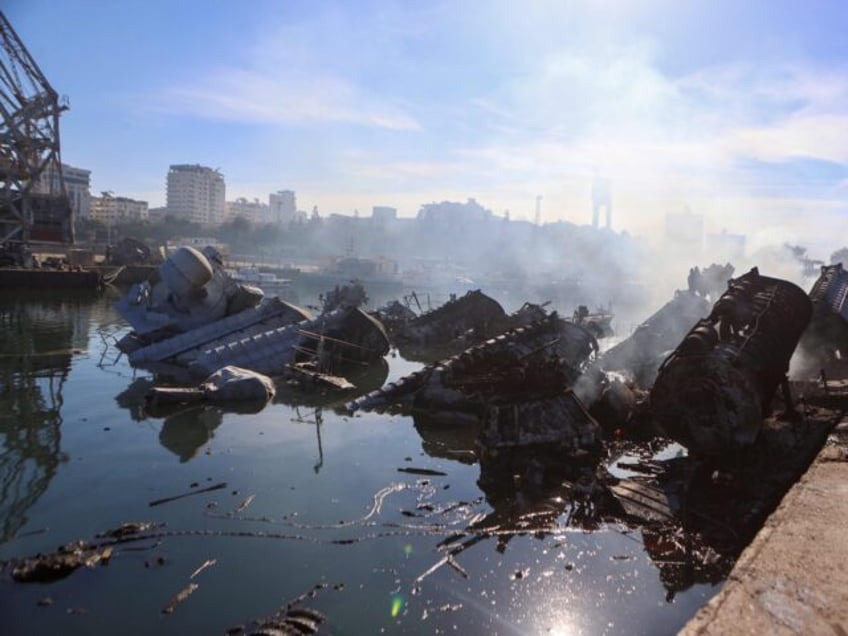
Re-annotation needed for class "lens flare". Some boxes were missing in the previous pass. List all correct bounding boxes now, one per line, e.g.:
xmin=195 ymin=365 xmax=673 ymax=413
xmin=390 ymin=594 xmax=404 ymax=617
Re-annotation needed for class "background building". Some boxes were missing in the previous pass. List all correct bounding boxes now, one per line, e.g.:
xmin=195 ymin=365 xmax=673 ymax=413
xmin=372 ymin=206 xmax=397 ymax=224
xmin=226 ymin=197 xmax=268 ymax=223
xmin=166 ymin=164 xmax=225 ymax=225
xmin=38 ymin=162 xmax=91 ymax=220
xmin=269 ymin=190 xmax=298 ymax=225
xmin=591 ymin=176 xmax=612 ymax=229
xmin=418 ymin=198 xmax=493 ymax=226
xmin=90 ymin=192 xmax=148 ymax=224
xmin=147 ymin=206 xmax=167 ymax=223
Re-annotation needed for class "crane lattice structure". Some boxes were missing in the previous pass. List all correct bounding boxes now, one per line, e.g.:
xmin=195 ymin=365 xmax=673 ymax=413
xmin=0 ymin=10 xmax=72 ymax=257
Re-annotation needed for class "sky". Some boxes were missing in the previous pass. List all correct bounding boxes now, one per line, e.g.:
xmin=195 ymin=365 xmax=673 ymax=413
xmin=5 ymin=0 xmax=848 ymax=256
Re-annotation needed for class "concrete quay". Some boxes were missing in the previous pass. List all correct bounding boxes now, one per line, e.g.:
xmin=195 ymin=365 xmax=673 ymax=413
xmin=0 ymin=267 xmax=103 ymax=289
xmin=682 ymin=417 xmax=848 ymax=635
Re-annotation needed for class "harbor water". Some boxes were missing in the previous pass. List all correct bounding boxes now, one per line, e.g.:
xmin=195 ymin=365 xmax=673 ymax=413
xmin=0 ymin=287 xmax=719 ymax=635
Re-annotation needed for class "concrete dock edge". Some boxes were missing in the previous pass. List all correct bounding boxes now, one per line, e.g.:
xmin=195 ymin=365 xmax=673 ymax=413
xmin=681 ymin=420 xmax=848 ymax=635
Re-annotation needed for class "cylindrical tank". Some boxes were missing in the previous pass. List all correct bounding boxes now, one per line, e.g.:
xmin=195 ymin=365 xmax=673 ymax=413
xmin=650 ymin=268 xmax=812 ymax=457
xmin=159 ymin=246 xmax=213 ymax=297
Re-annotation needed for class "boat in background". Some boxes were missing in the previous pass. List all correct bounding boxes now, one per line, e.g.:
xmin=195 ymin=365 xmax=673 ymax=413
xmin=228 ymin=266 xmax=292 ymax=294
xmin=299 ymin=256 xmax=403 ymax=291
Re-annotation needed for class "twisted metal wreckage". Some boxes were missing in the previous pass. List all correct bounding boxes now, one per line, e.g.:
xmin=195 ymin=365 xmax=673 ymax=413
xmin=651 ymin=267 xmax=812 ymax=457
xmin=377 ymin=289 xmax=551 ymax=362
xmin=114 ymin=245 xmax=390 ymax=399
xmin=113 ymin=247 xmax=825 ymax=468
xmin=6 ymin=260 xmax=845 ymax=615
xmin=109 ymin=245 xmax=839 ymax=556
xmin=800 ymin=261 xmax=848 ymax=370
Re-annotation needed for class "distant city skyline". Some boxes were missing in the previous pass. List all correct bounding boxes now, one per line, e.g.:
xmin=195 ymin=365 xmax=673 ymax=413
xmin=7 ymin=1 xmax=848 ymax=255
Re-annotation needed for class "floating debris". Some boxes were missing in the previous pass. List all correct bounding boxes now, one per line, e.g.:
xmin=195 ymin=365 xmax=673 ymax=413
xmin=148 ymin=482 xmax=228 ymax=507
xmin=10 ymin=541 xmax=114 ymax=583
xmin=397 ymin=467 xmax=448 ymax=476
xmin=162 ymin=582 xmax=199 ymax=615
xmin=145 ymin=366 xmax=276 ymax=407
xmin=189 ymin=558 xmax=217 ymax=579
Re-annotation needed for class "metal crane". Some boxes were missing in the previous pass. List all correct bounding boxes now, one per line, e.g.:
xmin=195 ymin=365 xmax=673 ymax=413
xmin=0 ymin=10 xmax=72 ymax=263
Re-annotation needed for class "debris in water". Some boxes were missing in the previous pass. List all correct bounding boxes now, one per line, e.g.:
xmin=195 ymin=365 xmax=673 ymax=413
xmin=148 ymin=482 xmax=228 ymax=507
xmin=190 ymin=558 xmax=217 ymax=579
xmin=397 ymin=467 xmax=447 ymax=476
xmin=162 ymin=582 xmax=199 ymax=614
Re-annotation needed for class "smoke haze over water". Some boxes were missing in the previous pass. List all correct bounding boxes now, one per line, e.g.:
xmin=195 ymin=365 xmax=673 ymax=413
xmin=5 ymin=1 xmax=848 ymax=262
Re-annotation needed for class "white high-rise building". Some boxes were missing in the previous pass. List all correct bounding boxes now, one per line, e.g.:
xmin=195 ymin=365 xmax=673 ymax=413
xmin=166 ymin=164 xmax=226 ymax=225
xmin=269 ymin=190 xmax=297 ymax=225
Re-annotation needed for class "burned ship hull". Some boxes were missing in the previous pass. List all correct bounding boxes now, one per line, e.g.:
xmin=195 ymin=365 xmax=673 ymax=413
xmin=115 ymin=246 xmax=390 ymax=383
xmin=169 ymin=306 xmax=390 ymax=379
xmin=598 ymin=290 xmax=710 ymax=386
xmin=800 ymin=262 xmax=848 ymax=370
xmin=650 ymin=267 xmax=812 ymax=456
xmin=388 ymin=290 xmax=508 ymax=361
xmin=477 ymin=391 xmax=602 ymax=488
xmin=345 ymin=313 xmax=598 ymax=415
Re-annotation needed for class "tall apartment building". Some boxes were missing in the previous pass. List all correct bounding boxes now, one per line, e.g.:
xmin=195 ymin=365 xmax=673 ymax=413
xmin=90 ymin=193 xmax=148 ymax=224
xmin=269 ymin=190 xmax=297 ymax=224
xmin=166 ymin=164 xmax=226 ymax=225
xmin=37 ymin=162 xmax=92 ymax=219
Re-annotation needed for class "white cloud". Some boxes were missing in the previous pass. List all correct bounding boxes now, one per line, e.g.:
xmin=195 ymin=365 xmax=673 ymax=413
xmin=724 ymin=114 xmax=848 ymax=165
xmin=137 ymin=4 xmax=848 ymax=253
xmin=153 ymin=67 xmax=420 ymax=130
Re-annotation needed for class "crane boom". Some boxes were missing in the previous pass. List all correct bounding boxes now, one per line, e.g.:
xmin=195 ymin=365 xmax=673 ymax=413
xmin=0 ymin=10 xmax=72 ymax=261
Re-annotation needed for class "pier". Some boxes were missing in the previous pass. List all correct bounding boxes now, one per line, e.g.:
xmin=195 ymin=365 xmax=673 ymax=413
xmin=683 ymin=390 xmax=848 ymax=634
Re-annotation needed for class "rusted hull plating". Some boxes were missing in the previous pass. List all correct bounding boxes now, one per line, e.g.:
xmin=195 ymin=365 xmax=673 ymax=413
xmin=810 ymin=262 xmax=848 ymax=319
xmin=480 ymin=391 xmax=601 ymax=451
xmin=598 ymin=291 xmax=711 ymax=386
xmin=477 ymin=391 xmax=602 ymax=487
xmin=393 ymin=289 xmax=506 ymax=345
xmin=801 ymin=262 xmax=848 ymax=364
xmin=344 ymin=314 xmax=597 ymax=414
xmin=650 ymin=268 xmax=812 ymax=456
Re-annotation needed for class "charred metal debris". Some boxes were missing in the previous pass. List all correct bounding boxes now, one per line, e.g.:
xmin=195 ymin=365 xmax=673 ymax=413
xmin=105 ymin=250 xmax=848 ymax=600
xmin=651 ymin=267 xmax=812 ymax=457
xmin=341 ymin=264 xmax=846 ymax=569
xmin=112 ymin=248 xmax=842 ymax=470
xmin=800 ymin=261 xmax=848 ymax=373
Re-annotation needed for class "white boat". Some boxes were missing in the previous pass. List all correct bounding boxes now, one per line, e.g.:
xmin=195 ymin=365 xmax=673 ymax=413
xmin=229 ymin=266 xmax=292 ymax=293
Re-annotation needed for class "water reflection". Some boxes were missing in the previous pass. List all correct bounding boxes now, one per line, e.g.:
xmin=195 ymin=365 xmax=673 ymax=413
xmin=158 ymin=406 xmax=224 ymax=462
xmin=412 ymin=412 xmax=480 ymax=465
xmin=291 ymin=406 xmax=325 ymax=473
xmin=114 ymin=377 xmax=155 ymax=422
xmin=115 ymin=378 xmax=260 ymax=462
xmin=410 ymin=408 xmax=731 ymax=600
xmin=113 ymin=357 xmax=387 ymax=464
xmin=0 ymin=291 xmax=92 ymax=543
xmin=274 ymin=358 xmax=389 ymax=408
